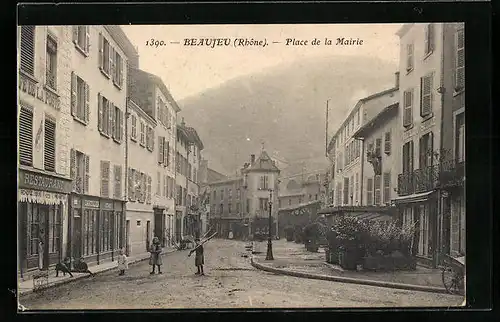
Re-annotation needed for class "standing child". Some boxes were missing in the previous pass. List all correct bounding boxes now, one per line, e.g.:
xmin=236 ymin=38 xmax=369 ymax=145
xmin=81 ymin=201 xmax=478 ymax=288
xmin=189 ymin=238 xmax=205 ymax=275
xmin=149 ymin=236 xmax=163 ymax=274
xmin=117 ymin=248 xmax=128 ymax=276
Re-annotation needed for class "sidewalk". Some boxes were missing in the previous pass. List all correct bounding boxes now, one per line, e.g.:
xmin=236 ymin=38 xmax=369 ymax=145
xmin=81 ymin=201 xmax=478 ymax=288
xmin=18 ymin=247 xmax=177 ymax=297
xmin=250 ymin=240 xmax=450 ymax=294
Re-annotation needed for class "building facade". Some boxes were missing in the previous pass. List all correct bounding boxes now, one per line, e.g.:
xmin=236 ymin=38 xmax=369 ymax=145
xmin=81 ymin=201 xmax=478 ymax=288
xmin=67 ymin=26 xmax=136 ymax=267
xmin=393 ymin=23 xmax=448 ymax=267
xmin=277 ymin=175 xmax=323 ymax=210
xmin=128 ymin=67 xmax=180 ymax=250
xmin=209 ymin=177 xmax=245 ymax=239
xmin=242 ymin=151 xmax=280 ymax=238
xmin=18 ymin=26 xmax=74 ymax=278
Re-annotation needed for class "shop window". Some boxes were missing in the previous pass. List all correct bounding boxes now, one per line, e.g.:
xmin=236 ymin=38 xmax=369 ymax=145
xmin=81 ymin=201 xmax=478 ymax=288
xmin=48 ymin=205 xmax=61 ymax=254
xmin=26 ymin=203 xmax=39 ymax=256
xmin=84 ymin=209 xmax=98 ymax=256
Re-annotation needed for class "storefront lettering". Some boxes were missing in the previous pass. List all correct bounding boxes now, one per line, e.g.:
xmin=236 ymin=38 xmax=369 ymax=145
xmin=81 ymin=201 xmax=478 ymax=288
xmin=19 ymin=170 xmax=72 ymax=193
xmin=103 ymin=202 xmax=113 ymax=210
xmin=83 ymin=200 xmax=100 ymax=208
xmin=19 ymin=72 xmax=61 ymax=110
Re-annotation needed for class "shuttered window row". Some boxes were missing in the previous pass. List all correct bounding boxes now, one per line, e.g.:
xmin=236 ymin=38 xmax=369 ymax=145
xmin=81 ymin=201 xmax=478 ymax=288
xmin=98 ymin=94 xmax=123 ymax=143
xmin=455 ymin=28 xmax=465 ymax=91
xmin=44 ymin=118 xmax=56 ymax=172
xmin=19 ymin=106 xmax=33 ymax=166
xmin=420 ymin=73 xmax=433 ymax=117
xmin=98 ymin=32 xmax=124 ymax=89
xmin=100 ymin=161 xmax=110 ymax=198
xmin=114 ymin=165 xmax=122 ymax=199
xmin=20 ymin=26 xmax=35 ymax=76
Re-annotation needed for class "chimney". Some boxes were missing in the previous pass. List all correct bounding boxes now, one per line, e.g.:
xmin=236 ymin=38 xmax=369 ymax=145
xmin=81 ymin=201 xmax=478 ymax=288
xmin=395 ymin=72 xmax=400 ymax=88
xmin=181 ymin=117 xmax=186 ymax=126
xmin=250 ymin=154 xmax=255 ymax=164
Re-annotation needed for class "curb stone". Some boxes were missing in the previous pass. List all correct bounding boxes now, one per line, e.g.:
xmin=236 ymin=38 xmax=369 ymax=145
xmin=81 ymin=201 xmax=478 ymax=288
xmin=250 ymin=256 xmax=450 ymax=295
xmin=18 ymin=249 xmax=177 ymax=298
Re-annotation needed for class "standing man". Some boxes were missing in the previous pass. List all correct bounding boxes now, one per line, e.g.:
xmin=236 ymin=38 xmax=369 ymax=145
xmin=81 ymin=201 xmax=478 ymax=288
xmin=189 ymin=238 xmax=205 ymax=276
xmin=149 ymin=236 xmax=163 ymax=274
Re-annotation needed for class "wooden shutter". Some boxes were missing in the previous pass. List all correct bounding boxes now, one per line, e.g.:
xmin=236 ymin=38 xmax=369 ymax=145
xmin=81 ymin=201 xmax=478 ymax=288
xmin=166 ymin=141 xmax=170 ymax=166
xmin=383 ymin=172 xmax=391 ymax=203
xmin=151 ymin=129 xmax=155 ymax=151
xmin=147 ymin=175 xmax=152 ymax=204
xmin=128 ymin=168 xmax=134 ymax=201
xmin=375 ymin=138 xmax=382 ymax=156
xmin=403 ymin=90 xmax=413 ymax=127
xmin=374 ymin=175 xmax=381 ymax=205
xmin=118 ymin=110 xmax=124 ymax=142
xmin=421 ymin=75 xmax=433 ymax=116
xmin=156 ymin=172 xmax=160 ymax=196
xmin=142 ymin=173 xmax=147 ymax=203
xmin=84 ymin=154 xmax=90 ymax=193
xmin=85 ymin=26 xmax=90 ymax=53
xmin=84 ymin=81 xmax=90 ymax=123
xmin=71 ymin=72 xmax=77 ymax=116
xmin=109 ymin=103 xmax=115 ymax=138
xmin=98 ymin=33 xmax=104 ymax=69
xmin=72 ymin=26 xmax=78 ymax=43
xmin=20 ymin=26 xmax=35 ymax=76
xmin=402 ymin=143 xmax=408 ymax=173
xmin=455 ymin=29 xmax=465 ymax=90
xmin=109 ymin=46 xmax=115 ymax=79
xmin=424 ymin=25 xmax=430 ymax=54
xmin=384 ymin=131 xmax=391 ymax=154
xmin=131 ymin=116 xmax=136 ymax=140
xmin=427 ymin=132 xmax=434 ymax=166
xmin=44 ymin=118 xmax=56 ymax=172
xmin=158 ymin=136 xmax=164 ymax=164
xmin=163 ymin=138 xmax=168 ymax=165
xmin=98 ymin=93 xmax=103 ymax=132
xmin=406 ymin=43 xmax=413 ymax=71
xmin=409 ymin=140 xmax=414 ymax=172
xmin=114 ymin=165 xmax=122 ymax=199
xmin=419 ymin=136 xmax=426 ymax=169
xmin=70 ymin=148 xmax=76 ymax=180
xmin=100 ymin=161 xmax=109 ymax=197
xmin=19 ymin=106 xmax=33 ymax=166
xmin=366 ymin=178 xmax=373 ymax=205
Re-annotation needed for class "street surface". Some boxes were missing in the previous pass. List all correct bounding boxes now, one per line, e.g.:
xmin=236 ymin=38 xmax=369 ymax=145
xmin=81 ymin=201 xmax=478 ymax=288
xmin=20 ymin=239 xmax=463 ymax=309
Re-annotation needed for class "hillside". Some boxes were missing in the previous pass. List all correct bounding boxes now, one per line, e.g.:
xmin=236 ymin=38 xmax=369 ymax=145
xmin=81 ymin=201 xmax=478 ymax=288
xmin=178 ymin=55 xmax=398 ymax=176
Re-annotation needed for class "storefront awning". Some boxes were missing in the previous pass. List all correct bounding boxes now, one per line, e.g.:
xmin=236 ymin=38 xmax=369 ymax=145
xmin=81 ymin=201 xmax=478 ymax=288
xmin=391 ymin=190 xmax=436 ymax=205
xmin=18 ymin=189 xmax=67 ymax=205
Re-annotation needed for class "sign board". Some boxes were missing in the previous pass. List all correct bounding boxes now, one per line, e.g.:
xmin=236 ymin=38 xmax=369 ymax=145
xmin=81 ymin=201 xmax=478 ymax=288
xmin=19 ymin=169 xmax=72 ymax=194
xmin=83 ymin=199 xmax=100 ymax=208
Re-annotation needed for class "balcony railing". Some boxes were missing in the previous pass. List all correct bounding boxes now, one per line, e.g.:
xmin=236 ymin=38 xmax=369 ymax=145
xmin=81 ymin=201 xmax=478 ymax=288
xmin=397 ymin=160 xmax=465 ymax=196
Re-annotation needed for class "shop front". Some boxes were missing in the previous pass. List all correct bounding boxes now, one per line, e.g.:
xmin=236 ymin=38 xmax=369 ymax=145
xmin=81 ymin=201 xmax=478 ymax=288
xmin=18 ymin=168 xmax=72 ymax=278
xmin=68 ymin=194 xmax=125 ymax=267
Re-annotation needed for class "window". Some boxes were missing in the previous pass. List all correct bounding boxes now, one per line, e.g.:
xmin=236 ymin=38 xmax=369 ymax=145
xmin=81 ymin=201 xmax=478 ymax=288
xmin=406 ymin=43 xmax=414 ymax=72
xmin=221 ymin=189 xmax=224 ymax=200
xmin=113 ymin=106 xmax=124 ymax=143
xmin=140 ymin=122 xmax=145 ymax=146
xmin=71 ymin=150 xmax=89 ymax=193
xmin=366 ymin=178 xmax=373 ymax=205
xmin=98 ymin=94 xmax=112 ymax=136
xmin=26 ymin=203 xmax=39 ymax=256
xmin=100 ymin=211 xmax=112 ymax=252
xmin=156 ymin=172 xmax=161 ymax=196
xmin=228 ymin=203 xmax=232 ymax=214
xmin=424 ymin=24 xmax=435 ymax=56
xmin=44 ymin=117 xmax=56 ymax=172
xmin=213 ymin=190 xmax=216 ymax=201
xmin=236 ymin=202 xmax=240 ymax=213
xmin=163 ymin=175 xmax=167 ymax=197
xmin=48 ymin=206 xmax=61 ymax=254
xmin=403 ymin=89 xmax=414 ymax=127
xmin=83 ymin=210 xmax=98 ymax=256
xmin=455 ymin=113 xmax=465 ymax=163
xmin=374 ymin=175 xmax=381 ymax=205
xmin=402 ymin=141 xmax=414 ymax=173
xmin=73 ymin=26 xmax=90 ymax=55
xmin=99 ymin=34 xmax=111 ymax=76
xmin=137 ymin=220 xmax=141 ymax=227
xmin=71 ymin=73 xmax=89 ymax=123
xmin=259 ymin=198 xmax=269 ymax=211
xmin=100 ymin=161 xmax=111 ymax=197
xmin=349 ymin=176 xmax=354 ymax=204
xmin=383 ymin=172 xmax=391 ymax=204
xmin=343 ymin=177 xmax=349 ymax=205
xmin=288 ymin=199 xmax=292 ymax=206
xmin=113 ymin=51 xmax=123 ymax=88
xmin=19 ymin=106 xmax=33 ymax=166
xmin=220 ymin=204 xmax=224 ymax=214
xmin=420 ymin=74 xmax=433 ymax=117
xmin=131 ymin=115 xmax=137 ymax=141
xmin=455 ymin=28 xmax=465 ymax=91
xmin=158 ymin=136 xmax=164 ymax=164
xmin=46 ymin=35 xmax=57 ymax=90
xmin=375 ymin=138 xmax=382 ymax=156
xmin=20 ymin=26 xmax=35 ymax=76
xmin=128 ymin=168 xmax=135 ymax=201
xmin=146 ymin=127 xmax=154 ymax=152
xmin=419 ymin=132 xmax=434 ymax=168
xmin=114 ymin=165 xmax=122 ymax=199
xmin=147 ymin=175 xmax=152 ymax=204
xmin=165 ymin=140 xmax=170 ymax=166
xmin=336 ymin=182 xmax=342 ymax=206
xmin=260 ymin=176 xmax=269 ymax=190
xmin=246 ymin=198 xmax=250 ymax=213
xmin=384 ymin=131 xmax=391 ymax=155
xmin=229 ymin=188 xmax=232 ymax=199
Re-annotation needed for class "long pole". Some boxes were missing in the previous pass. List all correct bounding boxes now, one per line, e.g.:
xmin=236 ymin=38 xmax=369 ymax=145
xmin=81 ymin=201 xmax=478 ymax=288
xmin=265 ymin=189 xmax=274 ymax=260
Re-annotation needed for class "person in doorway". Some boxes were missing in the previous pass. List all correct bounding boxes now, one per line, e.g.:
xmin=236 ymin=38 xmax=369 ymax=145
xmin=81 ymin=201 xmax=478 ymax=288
xmin=117 ymin=248 xmax=128 ymax=276
xmin=149 ymin=236 xmax=163 ymax=274
xmin=189 ymin=238 xmax=204 ymax=275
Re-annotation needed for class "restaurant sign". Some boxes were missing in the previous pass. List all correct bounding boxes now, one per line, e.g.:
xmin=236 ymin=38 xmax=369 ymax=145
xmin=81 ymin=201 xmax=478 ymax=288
xmin=19 ymin=169 xmax=72 ymax=194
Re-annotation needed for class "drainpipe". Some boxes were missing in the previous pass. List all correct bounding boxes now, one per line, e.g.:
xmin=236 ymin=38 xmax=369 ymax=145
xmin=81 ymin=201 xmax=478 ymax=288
xmin=435 ymin=24 xmax=447 ymax=267
xmin=173 ymin=112 xmax=178 ymax=242
xmin=358 ymin=138 xmax=365 ymax=206
xmin=124 ymin=98 xmax=130 ymax=255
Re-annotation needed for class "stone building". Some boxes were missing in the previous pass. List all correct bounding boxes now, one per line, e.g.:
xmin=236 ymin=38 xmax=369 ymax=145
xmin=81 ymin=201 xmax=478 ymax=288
xmin=17 ymin=26 xmax=74 ymax=278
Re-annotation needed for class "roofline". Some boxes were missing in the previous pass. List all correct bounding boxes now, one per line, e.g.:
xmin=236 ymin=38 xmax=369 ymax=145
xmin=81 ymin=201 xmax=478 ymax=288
xmin=186 ymin=127 xmax=204 ymax=150
xmin=396 ymin=24 xmax=414 ymax=38
xmin=128 ymin=99 xmax=157 ymax=127
xmin=353 ymin=103 xmax=399 ymax=139
xmin=209 ymin=177 xmax=243 ymax=186
xmin=332 ymin=86 xmax=399 ymax=140
xmin=104 ymin=25 xmax=138 ymax=60
xmin=130 ymin=68 xmax=181 ymax=113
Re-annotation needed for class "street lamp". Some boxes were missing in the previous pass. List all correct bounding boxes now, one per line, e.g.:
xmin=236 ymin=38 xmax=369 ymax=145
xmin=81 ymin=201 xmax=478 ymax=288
xmin=265 ymin=189 xmax=274 ymax=260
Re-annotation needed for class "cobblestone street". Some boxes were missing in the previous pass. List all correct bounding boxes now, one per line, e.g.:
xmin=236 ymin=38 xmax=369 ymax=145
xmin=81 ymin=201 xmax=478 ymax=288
xmin=20 ymin=240 xmax=463 ymax=309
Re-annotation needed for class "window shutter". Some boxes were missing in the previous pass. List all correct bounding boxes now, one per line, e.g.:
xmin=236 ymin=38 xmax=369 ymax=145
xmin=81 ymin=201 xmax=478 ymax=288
xmin=70 ymin=148 xmax=76 ymax=179
xmin=406 ymin=44 xmax=413 ymax=71
xmin=128 ymin=168 xmax=134 ymax=201
xmin=383 ymin=172 xmax=391 ymax=203
xmin=44 ymin=119 xmax=56 ymax=172
xmin=424 ymin=25 xmax=429 ymax=54
xmin=110 ymin=46 xmax=115 ymax=80
xmin=409 ymin=140 xmax=414 ymax=172
xmin=118 ymin=110 xmax=124 ymax=142
xmin=384 ymin=131 xmax=391 ymax=154
xmin=84 ymin=154 xmax=90 ymax=193
xmin=84 ymin=82 xmax=90 ymax=123
xmin=19 ymin=106 xmax=33 ymax=166
xmin=147 ymin=175 xmax=152 ymax=204
xmin=98 ymin=33 xmax=104 ymax=69
xmin=421 ymin=75 xmax=433 ymax=116
xmin=455 ymin=29 xmax=465 ymax=90
xmin=428 ymin=132 xmax=434 ymax=166
xmin=366 ymin=178 xmax=373 ymax=205
xmin=85 ymin=26 xmax=90 ymax=53
xmin=71 ymin=72 xmax=77 ymax=116
xmin=114 ymin=165 xmax=122 ymax=199
xmin=151 ymin=129 xmax=155 ymax=151
xmin=118 ymin=54 xmax=123 ymax=86
xmin=375 ymin=138 xmax=382 ymax=156
xmin=163 ymin=138 xmax=168 ymax=165
xmin=72 ymin=26 xmax=78 ymax=43
xmin=20 ymin=26 xmax=35 ymax=76
xmin=100 ymin=161 xmax=106 ymax=197
xmin=142 ymin=173 xmax=147 ymax=203
xmin=98 ymin=93 xmax=103 ymax=132
xmin=109 ymin=103 xmax=115 ymax=138
xmin=158 ymin=136 xmax=164 ymax=164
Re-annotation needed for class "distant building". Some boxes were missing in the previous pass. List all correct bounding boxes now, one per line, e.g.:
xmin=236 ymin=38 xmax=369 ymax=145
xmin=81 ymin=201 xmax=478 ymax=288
xmin=277 ymin=175 xmax=323 ymax=210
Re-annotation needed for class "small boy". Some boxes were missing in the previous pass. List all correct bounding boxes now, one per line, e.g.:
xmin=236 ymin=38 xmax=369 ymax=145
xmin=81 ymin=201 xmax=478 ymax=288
xmin=189 ymin=238 xmax=204 ymax=275
xmin=117 ymin=248 xmax=128 ymax=276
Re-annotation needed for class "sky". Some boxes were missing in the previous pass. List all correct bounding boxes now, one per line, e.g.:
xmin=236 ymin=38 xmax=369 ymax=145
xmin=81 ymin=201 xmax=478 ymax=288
xmin=121 ymin=24 xmax=403 ymax=102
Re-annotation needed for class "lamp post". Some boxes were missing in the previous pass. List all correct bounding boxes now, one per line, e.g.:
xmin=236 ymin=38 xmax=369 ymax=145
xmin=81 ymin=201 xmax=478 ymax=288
xmin=265 ymin=189 xmax=274 ymax=260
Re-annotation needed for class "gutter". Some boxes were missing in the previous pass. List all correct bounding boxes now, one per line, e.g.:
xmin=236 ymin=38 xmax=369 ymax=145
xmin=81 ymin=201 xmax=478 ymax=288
xmin=124 ymin=69 xmax=131 ymax=253
xmin=174 ymin=112 xmax=178 ymax=241
xmin=358 ymin=138 xmax=365 ymax=205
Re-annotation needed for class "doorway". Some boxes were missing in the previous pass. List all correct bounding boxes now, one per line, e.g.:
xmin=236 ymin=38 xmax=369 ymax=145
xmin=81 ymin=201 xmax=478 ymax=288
xmin=125 ymin=220 xmax=130 ymax=256
xmin=146 ymin=220 xmax=151 ymax=251
xmin=38 ymin=205 xmax=50 ymax=269
xmin=73 ymin=216 xmax=82 ymax=260
xmin=154 ymin=211 xmax=165 ymax=246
